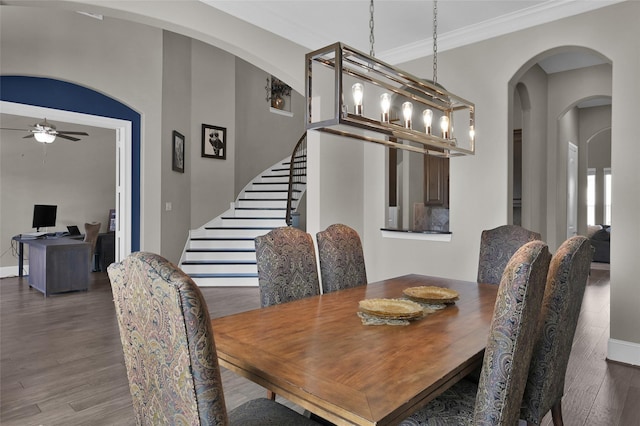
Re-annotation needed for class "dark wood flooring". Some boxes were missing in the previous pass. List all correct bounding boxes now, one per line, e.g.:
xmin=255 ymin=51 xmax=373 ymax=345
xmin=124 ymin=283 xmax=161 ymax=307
xmin=1 ymin=265 xmax=637 ymax=425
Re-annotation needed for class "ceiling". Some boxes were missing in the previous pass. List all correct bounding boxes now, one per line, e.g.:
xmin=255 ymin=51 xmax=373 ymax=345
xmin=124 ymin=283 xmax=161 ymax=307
xmin=202 ymin=0 xmax=622 ymax=68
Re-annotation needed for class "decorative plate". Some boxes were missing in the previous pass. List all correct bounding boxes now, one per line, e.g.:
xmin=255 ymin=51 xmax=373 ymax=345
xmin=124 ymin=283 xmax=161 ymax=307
xmin=358 ymin=298 xmax=424 ymax=320
xmin=403 ymin=286 xmax=459 ymax=304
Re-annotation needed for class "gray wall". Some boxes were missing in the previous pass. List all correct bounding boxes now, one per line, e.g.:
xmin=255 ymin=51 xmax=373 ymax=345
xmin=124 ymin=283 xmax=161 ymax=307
xmin=161 ymin=31 xmax=192 ymax=263
xmin=189 ymin=39 xmax=237 ymax=229
xmin=234 ymin=59 xmax=305 ymax=195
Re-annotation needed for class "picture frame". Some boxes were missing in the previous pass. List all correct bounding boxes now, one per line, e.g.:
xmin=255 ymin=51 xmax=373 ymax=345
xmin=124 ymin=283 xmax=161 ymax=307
xmin=201 ymin=124 xmax=226 ymax=160
xmin=172 ymin=130 xmax=185 ymax=173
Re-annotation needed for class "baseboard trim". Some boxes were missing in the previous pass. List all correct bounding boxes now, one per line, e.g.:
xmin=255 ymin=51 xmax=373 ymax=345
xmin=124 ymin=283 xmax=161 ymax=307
xmin=0 ymin=265 xmax=27 ymax=278
xmin=608 ymin=338 xmax=640 ymax=366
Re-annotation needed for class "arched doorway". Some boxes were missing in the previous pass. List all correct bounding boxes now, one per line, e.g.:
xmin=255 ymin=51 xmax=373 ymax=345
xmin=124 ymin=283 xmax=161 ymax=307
xmin=0 ymin=76 xmax=141 ymax=257
xmin=508 ymin=47 xmax=611 ymax=250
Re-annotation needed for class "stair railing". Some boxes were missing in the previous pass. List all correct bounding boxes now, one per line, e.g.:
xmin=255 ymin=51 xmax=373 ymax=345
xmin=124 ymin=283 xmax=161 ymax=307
xmin=285 ymin=132 xmax=307 ymax=226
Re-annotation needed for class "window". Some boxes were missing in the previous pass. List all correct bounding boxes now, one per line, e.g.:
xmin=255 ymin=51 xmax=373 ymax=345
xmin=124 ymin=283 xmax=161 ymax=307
xmin=587 ymin=168 xmax=596 ymax=226
xmin=604 ymin=168 xmax=612 ymax=225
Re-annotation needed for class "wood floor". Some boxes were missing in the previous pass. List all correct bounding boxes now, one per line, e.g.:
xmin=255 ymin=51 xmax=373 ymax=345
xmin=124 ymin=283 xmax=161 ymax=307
xmin=1 ymin=265 xmax=638 ymax=425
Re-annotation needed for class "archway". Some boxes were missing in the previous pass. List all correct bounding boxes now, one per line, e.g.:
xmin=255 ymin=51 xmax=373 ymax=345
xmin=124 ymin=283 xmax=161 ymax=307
xmin=0 ymin=76 xmax=141 ymax=256
xmin=508 ymin=46 xmax=611 ymax=250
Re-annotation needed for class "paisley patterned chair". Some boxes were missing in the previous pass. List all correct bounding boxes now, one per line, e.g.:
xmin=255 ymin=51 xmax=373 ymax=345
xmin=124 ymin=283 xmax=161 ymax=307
xmin=400 ymin=240 xmax=551 ymax=426
xmin=520 ymin=236 xmax=593 ymax=425
xmin=477 ymin=225 xmax=541 ymax=284
xmin=255 ymin=226 xmax=320 ymax=308
xmin=108 ymin=252 xmax=320 ymax=426
xmin=316 ymin=223 xmax=368 ymax=293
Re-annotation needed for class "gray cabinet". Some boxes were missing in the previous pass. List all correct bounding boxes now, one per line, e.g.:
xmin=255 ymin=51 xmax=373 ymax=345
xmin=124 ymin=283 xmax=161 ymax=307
xmin=27 ymin=239 xmax=90 ymax=296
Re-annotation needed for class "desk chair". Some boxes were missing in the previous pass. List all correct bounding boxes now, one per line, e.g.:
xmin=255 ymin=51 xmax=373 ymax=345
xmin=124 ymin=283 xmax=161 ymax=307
xmin=316 ymin=224 xmax=367 ymax=293
xmin=84 ymin=222 xmax=101 ymax=271
xmin=108 ymin=252 xmax=321 ymax=426
xmin=520 ymin=236 xmax=593 ymax=426
xmin=400 ymin=240 xmax=551 ymax=425
xmin=478 ymin=224 xmax=541 ymax=285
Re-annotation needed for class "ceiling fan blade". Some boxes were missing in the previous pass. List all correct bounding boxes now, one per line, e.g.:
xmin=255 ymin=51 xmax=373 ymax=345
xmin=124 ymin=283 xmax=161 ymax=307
xmin=23 ymin=134 xmax=35 ymax=139
xmin=0 ymin=127 xmax=31 ymax=131
xmin=58 ymin=131 xmax=89 ymax=136
xmin=56 ymin=134 xmax=82 ymax=141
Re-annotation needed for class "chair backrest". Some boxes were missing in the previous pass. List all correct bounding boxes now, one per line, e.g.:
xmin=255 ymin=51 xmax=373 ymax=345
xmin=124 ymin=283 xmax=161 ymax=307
xmin=520 ymin=236 xmax=593 ymax=423
xmin=108 ymin=252 xmax=228 ymax=425
xmin=316 ymin=223 xmax=368 ymax=293
xmin=255 ymin=226 xmax=320 ymax=307
xmin=477 ymin=225 xmax=541 ymax=284
xmin=474 ymin=240 xmax=551 ymax=425
xmin=83 ymin=222 xmax=101 ymax=255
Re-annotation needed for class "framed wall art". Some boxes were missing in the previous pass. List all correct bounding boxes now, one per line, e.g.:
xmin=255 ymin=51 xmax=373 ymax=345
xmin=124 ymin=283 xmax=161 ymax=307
xmin=201 ymin=124 xmax=226 ymax=160
xmin=172 ymin=130 xmax=185 ymax=173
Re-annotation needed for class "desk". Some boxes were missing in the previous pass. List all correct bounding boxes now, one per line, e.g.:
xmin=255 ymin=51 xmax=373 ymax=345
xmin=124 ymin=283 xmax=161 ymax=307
xmin=12 ymin=236 xmax=90 ymax=296
xmin=212 ymin=274 xmax=498 ymax=426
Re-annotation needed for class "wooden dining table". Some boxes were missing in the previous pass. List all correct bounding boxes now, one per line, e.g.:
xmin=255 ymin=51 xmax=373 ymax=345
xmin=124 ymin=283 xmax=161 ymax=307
xmin=211 ymin=274 xmax=499 ymax=426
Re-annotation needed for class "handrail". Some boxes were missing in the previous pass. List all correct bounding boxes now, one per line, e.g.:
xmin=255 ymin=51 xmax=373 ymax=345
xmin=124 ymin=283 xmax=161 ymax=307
xmin=285 ymin=132 xmax=308 ymax=226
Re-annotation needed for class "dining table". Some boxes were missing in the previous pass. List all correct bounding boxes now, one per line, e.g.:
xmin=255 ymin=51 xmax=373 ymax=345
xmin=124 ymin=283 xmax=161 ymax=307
xmin=211 ymin=274 xmax=499 ymax=426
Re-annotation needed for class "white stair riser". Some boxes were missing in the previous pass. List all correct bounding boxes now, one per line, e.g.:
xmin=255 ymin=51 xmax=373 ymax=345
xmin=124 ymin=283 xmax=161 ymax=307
xmin=243 ymin=191 xmax=289 ymax=200
xmin=202 ymin=228 xmax=274 ymax=238
xmin=237 ymin=199 xmax=287 ymax=208
xmin=193 ymin=276 xmax=259 ymax=287
xmin=181 ymin=263 xmax=257 ymax=274
xmin=190 ymin=239 xmax=255 ymax=249
xmin=222 ymin=218 xmax=285 ymax=228
xmin=234 ymin=209 xmax=286 ymax=218
xmin=184 ymin=251 xmax=256 ymax=261
xmin=251 ymin=183 xmax=289 ymax=191
xmin=259 ymin=176 xmax=289 ymax=183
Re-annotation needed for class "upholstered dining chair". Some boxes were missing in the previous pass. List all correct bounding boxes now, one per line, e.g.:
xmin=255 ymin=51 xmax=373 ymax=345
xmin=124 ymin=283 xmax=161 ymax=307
xmin=400 ymin=240 xmax=551 ymax=426
xmin=477 ymin=224 xmax=541 ymax=284
xmin=316 ymin=223 xmax=368 ymax=293
xmin=108 ymin=251 xmax=321 ymax=426
xmin=520 ymin=236 xmax=593 ymax=426
xmin=254 ymin=226 xmax=320 ymax=308
xmin=84 ymin=222 xmax=101 ymax=271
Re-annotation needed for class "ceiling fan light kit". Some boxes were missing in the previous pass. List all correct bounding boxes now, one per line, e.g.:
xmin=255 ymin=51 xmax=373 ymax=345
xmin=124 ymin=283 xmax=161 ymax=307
xmin=1 ymin=118 xmax=89 ymax=143
xmin=33 ymin=130 xmax=56 ymax=144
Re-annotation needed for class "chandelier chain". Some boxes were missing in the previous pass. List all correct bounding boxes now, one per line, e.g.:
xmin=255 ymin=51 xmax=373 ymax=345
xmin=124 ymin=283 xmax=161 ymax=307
xmin=369 ymin=0 xmax=375 ymax=57
xmin=433 ymin=0 xmax=438 ymax=84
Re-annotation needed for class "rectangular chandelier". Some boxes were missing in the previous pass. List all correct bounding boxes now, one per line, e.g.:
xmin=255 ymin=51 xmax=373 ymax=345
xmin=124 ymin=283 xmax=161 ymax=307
xmin=305 ymin=43 xmax=475 ymax=157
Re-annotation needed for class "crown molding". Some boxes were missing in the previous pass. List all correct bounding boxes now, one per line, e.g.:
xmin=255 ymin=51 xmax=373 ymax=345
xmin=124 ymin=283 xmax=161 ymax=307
xmin=379 ymin=0 xmax=627 ymax=65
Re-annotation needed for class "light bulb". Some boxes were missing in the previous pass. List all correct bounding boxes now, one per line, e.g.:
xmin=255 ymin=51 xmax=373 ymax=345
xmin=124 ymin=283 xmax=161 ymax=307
xmin=380 ymin=93 xmax=391 ymax=123
xmin=402 ymin=102 xmax=413 ymax=129
xmin=440 ymin=116 xmax=450 ymax=139
xmin=423 ymin=109 xmax=433 ymax=134
xmin=352 ymin=83 xmax=363 ymax=115
xmin=469 ymin=126 xmax=475 ymax=141
xmin=34 ymin=132 xmax=56 ymax=143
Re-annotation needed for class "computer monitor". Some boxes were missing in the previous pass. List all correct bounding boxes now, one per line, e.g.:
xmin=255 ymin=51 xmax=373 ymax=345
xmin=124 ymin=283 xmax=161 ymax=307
xmin=32 ymin=204 xmax=57 ymax=231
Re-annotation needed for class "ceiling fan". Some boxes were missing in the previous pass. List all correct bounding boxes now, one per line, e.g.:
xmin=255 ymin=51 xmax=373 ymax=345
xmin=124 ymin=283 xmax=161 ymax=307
xmin=1 ymin=118 xmax=89 ymax=143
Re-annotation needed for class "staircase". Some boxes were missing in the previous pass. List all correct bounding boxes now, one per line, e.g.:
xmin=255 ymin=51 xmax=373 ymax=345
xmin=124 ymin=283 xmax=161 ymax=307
xmin=179 ymin=156 xmax=306 ymax=287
